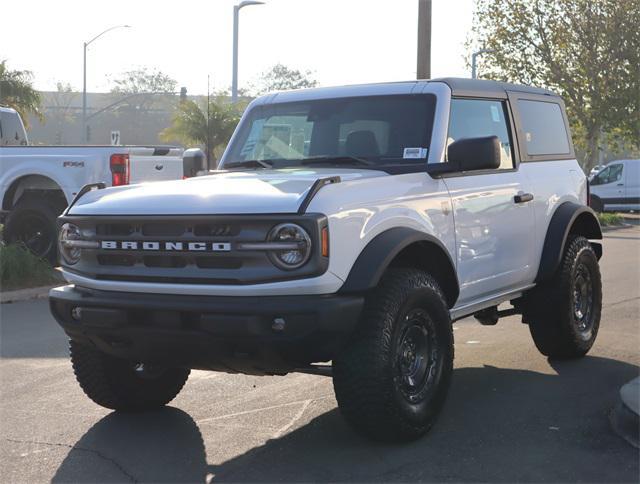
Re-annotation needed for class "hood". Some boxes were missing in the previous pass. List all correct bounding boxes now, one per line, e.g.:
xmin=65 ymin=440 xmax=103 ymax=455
xmin=69 ymin=168 xmax=387 ymax=215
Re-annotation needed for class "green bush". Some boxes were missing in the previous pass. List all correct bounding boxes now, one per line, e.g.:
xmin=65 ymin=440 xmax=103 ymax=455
xmin=598 ymin=213 xmax=623 ymax=226
xmin=0 ymin=243 xmax=59 ymax=291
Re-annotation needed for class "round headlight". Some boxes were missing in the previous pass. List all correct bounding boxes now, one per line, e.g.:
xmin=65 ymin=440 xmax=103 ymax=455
xmin=268 ymin=223 xmax=312 ymax=270
xmin=58 ymin=223 xmax=82 ymax=265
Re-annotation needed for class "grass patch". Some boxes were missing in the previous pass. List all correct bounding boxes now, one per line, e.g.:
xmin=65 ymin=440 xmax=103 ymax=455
xmin=598 ymin=212 xmax=623 ymax=226
xmin=0 ymin=244 xmax=59 ymax=292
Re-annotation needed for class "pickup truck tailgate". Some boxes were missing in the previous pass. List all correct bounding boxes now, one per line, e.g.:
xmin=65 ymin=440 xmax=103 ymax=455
xmin=129 ymin=147 xmax=184 ymax=183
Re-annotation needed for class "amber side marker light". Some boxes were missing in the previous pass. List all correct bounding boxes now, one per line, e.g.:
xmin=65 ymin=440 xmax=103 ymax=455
xmin=321 ymin=227 xmax=329 ymax=257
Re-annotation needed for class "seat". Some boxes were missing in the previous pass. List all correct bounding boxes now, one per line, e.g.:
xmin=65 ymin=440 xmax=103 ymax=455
xmin=345 ymin=130 xmax=380 ymax=157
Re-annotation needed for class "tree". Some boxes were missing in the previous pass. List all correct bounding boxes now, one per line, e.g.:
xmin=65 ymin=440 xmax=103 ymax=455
xmin=253 ymin=63 xmax=318 ymax=95
xmin=160 ymin=96 xmax=241 ymax=167
xmin=0 ymin=60 xmax=42 ymax=127
xmin=49 ymin=82 xmax=78 ymax=144
xmin=467 ymin=0 xmax=640 ymax=169
xmin=110 ymin=68 xmax=177 ymax=112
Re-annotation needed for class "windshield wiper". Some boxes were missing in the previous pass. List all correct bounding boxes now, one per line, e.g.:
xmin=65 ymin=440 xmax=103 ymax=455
xmin=300 ymin=155 xmax=375 ymax=166
xmin=224 ymin=159 xmax=273 ymax=169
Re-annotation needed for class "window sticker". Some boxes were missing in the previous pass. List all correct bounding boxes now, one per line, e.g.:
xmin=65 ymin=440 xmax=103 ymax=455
xmin=490 ymin=105 xmax=501 ymax=122
xmin=403 ymin=147 xmax=428 ymax=159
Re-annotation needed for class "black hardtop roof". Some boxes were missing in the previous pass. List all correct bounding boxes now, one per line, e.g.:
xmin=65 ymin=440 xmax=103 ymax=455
xmin=429 ymin=77 xmax=559 ymax=98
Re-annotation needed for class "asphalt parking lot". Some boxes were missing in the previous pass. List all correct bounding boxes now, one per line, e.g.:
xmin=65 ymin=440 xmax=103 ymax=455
xmin=1 ymin=227 xmax=639 ymax=483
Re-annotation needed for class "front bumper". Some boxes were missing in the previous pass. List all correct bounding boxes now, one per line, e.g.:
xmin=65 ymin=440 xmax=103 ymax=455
xmin=49 ymin=285 xmax=363 ymax=375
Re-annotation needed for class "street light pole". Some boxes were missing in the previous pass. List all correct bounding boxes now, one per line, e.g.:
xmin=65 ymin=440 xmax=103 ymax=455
xmin=231 ymin=1 xmax=264 ymax=103
xmin=471 ymin=48 xmax=495 ymax=79
xmin=82 ymin=25 xmax=131 ymax=143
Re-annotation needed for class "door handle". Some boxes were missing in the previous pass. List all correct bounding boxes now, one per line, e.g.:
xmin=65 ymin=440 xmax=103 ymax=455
xmin=514 ymin=193 xmax=534 ymax=203
xmin=617 ymin=183 xmax=624 ymax=186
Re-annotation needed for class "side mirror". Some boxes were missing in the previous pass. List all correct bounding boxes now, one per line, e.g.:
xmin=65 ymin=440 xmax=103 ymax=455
xmin=427 ymin=136 xmax=502 ymax=178
xmin=448 ymin=135 xmax=501 ymax=172
xmin=183 ymin=148 xmax=206 ymax=177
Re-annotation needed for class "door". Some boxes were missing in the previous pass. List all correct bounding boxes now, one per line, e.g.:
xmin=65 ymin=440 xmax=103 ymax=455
xmin=591 ymin=163 xmax=624 ymax=210
xmin=443 ymin=98 xmax=535 ymax=306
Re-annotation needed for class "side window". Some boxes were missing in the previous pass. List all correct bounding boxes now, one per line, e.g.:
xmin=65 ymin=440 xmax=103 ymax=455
xmin=447 ymin=99 xmax=514 ymax=170
xmin=610 ymin=164 xmax=624 ymax=183
xmin=517 ymin=100 xmax=570 ymax=156
xmin=594 ymin=164 xmax=623 ymax=185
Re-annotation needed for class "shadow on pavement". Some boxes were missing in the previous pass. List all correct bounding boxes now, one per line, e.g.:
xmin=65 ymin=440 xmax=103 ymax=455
xmin=52 ymin=407 xmax=208 ymax=483
xmin=53 ymin=356 xmax=639 ymax=483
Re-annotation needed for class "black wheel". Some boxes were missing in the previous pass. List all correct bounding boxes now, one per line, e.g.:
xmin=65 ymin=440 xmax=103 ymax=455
xmin=70 ymin=340 xmax=190 ymax=411
xmin=527 ymin=235 xmax=602 ymax=358
xmin=3 ymin=196 xmax=61 ymax=264
xmin=333 ymin=268 xmax=454 ymax=442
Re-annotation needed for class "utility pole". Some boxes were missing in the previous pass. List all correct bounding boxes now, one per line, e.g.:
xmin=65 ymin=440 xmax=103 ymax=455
xmin=206 ymin=75 xmax=211 ymax=170
xmin=416 ymin=0 xmax=432 ymax=79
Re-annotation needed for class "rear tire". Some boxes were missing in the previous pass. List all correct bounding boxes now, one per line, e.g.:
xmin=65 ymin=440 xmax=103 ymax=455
xmin=333 ymin=268 xmax=454 ymax=442
xmin=70 ymin=340 xmax=190 ymax=411
xmin=3 ymin=195 xmax=61 ymax=264
xmin=527 ymin=236 xmax=602 ymax=358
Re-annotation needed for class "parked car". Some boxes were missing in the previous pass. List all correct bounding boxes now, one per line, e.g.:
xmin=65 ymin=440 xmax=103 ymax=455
xmin=588 ymin=164 xmax=604 ymax=180
xmin=0 ymin=106 xmax=184 ymax=262
xmin=49 ymin=78 xmax=603 ymax=442
xmin=589 ymin=159 xmax=640 ymax=212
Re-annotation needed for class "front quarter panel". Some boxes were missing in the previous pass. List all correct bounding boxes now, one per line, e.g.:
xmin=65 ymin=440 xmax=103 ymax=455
xmin=308 ymin=172 xmax=456 ymax=284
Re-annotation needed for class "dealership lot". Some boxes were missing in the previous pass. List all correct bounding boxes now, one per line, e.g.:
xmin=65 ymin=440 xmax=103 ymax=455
xmin=1 ymin=227 xmax=638 ymax=483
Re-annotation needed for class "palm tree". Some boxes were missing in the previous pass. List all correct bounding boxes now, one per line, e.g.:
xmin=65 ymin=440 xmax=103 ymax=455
xmin=160 ymin=96 xmax=241 ymax=167
xmin=0 ymin=60 xmax=42 ymax=127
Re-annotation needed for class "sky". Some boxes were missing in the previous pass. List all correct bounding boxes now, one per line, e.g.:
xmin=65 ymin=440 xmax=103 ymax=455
xmin=1 ymin=0 xmax=475 ymax=95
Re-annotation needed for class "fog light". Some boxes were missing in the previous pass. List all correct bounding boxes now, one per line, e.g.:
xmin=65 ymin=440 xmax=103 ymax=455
xmin=272 ymin=317 xmax=286 ymax=332
xmin=71 ymin=307 xmax=82 ymax=321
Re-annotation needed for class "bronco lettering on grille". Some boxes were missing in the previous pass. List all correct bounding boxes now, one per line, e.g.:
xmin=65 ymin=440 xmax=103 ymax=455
xmin=101 ymin=241 xmax=231 ymax=252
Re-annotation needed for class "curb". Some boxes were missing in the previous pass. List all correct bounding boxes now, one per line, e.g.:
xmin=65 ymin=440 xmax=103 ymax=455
xmin=611 ymin=377 xmax=639 ymax=449
xmin=0 ymin=285 xmax=57 ymax=304
xmin=601 ymin=223 xmax=634 ymax=232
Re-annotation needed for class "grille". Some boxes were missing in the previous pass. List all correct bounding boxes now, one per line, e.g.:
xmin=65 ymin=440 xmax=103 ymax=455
xmin=64 ymin=214 xmax=327 ymax=285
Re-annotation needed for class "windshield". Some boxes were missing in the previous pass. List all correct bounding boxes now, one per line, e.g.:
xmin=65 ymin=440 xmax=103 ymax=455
xmin=222 ymin=94 xmax=436 ymax=169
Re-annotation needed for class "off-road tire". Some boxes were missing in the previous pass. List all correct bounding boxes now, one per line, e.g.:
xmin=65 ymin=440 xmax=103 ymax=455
xmin=527 ymin=235 xmax=602 ymax=358
xmin=70 ymin=340 xmax=190 ymax=411
xmin=333 ymin=268 xmax=454 ymax=442
xmin=3 ymin=195 xmax=62 ymax=264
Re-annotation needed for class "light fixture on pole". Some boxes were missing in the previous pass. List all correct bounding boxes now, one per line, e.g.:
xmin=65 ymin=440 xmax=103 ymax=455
xmin=231 ymin=1 xmax=264 ymax=103
xmin=82 ymin=25 xmax=131 ymax=143
xmin=471 ymin=48 xmax=495 ymax=79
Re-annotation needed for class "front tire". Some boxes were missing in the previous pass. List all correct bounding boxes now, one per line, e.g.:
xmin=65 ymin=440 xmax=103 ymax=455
xmin=70 ymin=341 xmax=190 ymax=411
xmin=333 ymin=268 xmax=454 ymax=442
xmin=527 ymin=236 xmax=602 ymax=358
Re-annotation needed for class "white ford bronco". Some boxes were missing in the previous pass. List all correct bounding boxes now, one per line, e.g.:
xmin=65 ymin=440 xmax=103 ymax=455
xmin=50 ymin=78 xmax=603 ymax=442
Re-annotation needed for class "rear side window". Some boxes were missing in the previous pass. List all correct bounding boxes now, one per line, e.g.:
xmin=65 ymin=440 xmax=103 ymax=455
xmin=0 ymin=111 xmax=27 ymax=146
xmin=517 ymin=100 xmax=570 ymax=156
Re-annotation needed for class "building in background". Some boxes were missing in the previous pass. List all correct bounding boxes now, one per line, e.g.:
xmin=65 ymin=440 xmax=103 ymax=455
xmin=26 ymin=91 xmax=196 ymax=146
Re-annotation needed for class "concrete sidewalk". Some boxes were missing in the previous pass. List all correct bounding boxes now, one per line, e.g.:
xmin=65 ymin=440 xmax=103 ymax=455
xmin=612 ymin=377 xmax=640 ymax=448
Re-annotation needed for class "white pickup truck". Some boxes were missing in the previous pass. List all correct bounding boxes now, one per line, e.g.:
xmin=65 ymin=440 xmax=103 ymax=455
xmin=0 ymin=106 xmax=184 ymax=262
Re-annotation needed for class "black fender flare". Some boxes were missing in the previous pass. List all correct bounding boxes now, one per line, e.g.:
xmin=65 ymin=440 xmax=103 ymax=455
xmin=536 ymin=202 xmax=602 ymax=283
xmin=339 ymin=227 xmax=459 ymax=307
